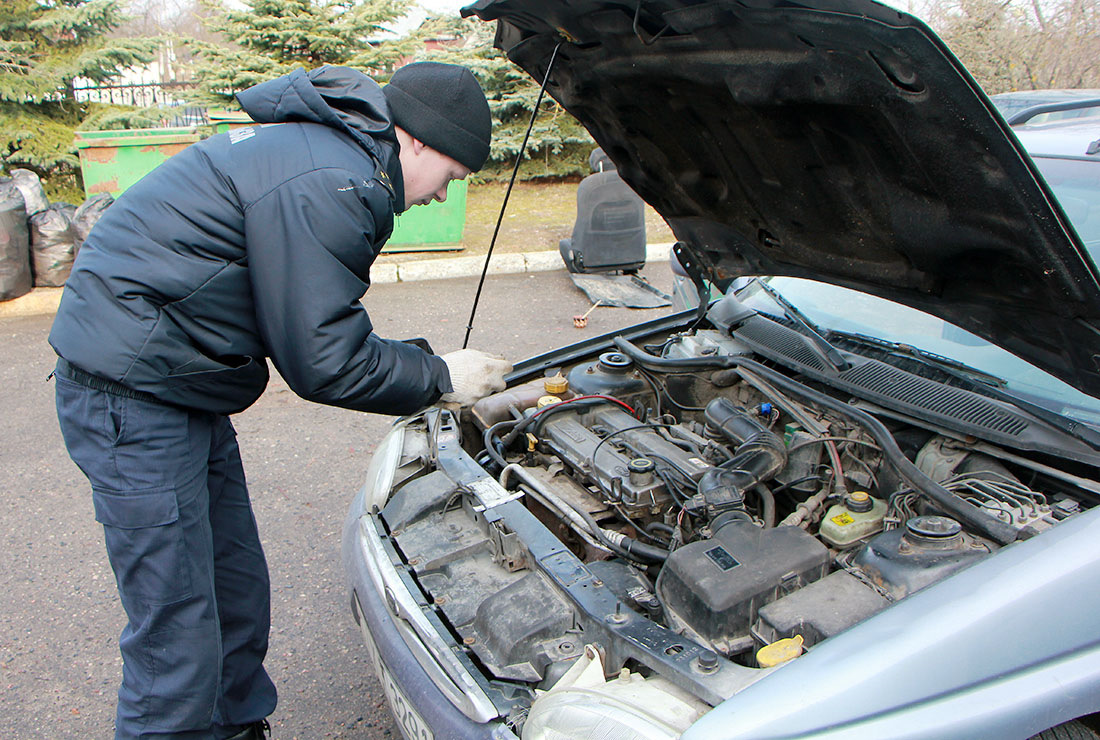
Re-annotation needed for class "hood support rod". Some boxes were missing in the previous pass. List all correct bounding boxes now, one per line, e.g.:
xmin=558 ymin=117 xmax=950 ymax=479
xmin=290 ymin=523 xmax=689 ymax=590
xmin=463 ymin=41 xmax=563 ymax=349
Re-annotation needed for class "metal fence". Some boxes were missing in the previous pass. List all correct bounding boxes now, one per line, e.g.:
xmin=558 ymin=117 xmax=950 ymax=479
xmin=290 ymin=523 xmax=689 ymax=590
xmin=72 ymin=81 xmax=196 ymax=108
xmin=71 ymin=80 xmax=210 ymax=127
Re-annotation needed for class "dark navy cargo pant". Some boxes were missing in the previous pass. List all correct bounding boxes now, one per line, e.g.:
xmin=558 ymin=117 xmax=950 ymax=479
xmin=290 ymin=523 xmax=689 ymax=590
xmin=55 ymin=366 xmax=277 ymax=739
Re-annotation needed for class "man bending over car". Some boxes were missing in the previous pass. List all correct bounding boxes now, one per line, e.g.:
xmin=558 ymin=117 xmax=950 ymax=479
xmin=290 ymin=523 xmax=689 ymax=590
xmin=49 ymin=62 xmax=510 ymax=740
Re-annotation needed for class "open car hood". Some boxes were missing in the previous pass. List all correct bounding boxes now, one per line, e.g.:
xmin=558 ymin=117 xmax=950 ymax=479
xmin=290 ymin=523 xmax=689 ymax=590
xmin=462 ymin=0 xmax=1100 ymax=399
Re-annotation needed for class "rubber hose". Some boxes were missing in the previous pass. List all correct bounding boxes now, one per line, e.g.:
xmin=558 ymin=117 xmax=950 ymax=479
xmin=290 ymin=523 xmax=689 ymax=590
xmin=755 ymin=483 xmax=777 ymax=528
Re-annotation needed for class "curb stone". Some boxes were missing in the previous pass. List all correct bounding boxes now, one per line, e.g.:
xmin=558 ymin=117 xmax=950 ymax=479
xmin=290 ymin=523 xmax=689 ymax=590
xmin=0 ymin=243 xmax=676 ymax=318
xmin=0 ymin=287 xmax=63 ymax=318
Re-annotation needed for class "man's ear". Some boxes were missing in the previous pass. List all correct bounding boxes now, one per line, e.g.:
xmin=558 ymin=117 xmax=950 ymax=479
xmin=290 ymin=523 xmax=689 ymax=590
xmin=410 ymin=136 xmax=427 ymax=155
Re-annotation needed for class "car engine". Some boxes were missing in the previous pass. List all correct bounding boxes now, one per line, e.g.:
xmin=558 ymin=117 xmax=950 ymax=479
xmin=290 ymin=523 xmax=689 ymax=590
xmin=371 ymin=320 xmax=1097 ymax=730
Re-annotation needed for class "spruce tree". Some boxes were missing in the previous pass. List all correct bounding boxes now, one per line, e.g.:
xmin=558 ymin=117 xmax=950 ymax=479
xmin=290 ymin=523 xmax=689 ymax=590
xmin=415 ymin=15 xmax=594 ymax=180
xmin=188 ymin=0 xmax=417 ymax=105
xmin=0 ymin=0 xmax=156 ymax=198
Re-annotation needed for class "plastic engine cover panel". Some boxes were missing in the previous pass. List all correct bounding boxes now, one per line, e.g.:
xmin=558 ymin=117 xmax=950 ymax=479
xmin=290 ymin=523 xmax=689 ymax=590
xmin=753 ymin=571 xmax=889 ymax=647
xmin=657 ymin=523 xmax=829 ymax=649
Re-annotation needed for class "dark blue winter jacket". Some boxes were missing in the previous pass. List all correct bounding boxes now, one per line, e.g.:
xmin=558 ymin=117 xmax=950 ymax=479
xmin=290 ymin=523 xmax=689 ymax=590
xmin=49 ymin=66 xmax=451 ymax=415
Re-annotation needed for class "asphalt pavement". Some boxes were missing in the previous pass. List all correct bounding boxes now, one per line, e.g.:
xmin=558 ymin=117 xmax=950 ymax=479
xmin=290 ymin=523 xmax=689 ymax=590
xmin=0 ymin=263 xmax=676 ymax=739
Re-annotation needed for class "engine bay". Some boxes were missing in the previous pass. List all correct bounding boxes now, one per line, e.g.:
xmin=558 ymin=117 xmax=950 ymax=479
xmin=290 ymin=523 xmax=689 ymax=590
xmin=371 ymin=315 xmax=1099 ymax=728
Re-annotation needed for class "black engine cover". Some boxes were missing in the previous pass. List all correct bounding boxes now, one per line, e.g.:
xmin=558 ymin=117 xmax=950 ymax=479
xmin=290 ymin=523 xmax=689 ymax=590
xmin=656 ymin=522 xmax=829 ymax=652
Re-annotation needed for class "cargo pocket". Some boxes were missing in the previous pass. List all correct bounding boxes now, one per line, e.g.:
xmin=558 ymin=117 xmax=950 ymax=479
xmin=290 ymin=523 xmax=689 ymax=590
xmin=93 ymin=486 xmax=193 ymax=605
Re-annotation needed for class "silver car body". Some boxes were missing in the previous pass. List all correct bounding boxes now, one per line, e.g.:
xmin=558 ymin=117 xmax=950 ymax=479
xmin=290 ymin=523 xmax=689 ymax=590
xmin=342 ymin=0 xmax=1100 ymax=737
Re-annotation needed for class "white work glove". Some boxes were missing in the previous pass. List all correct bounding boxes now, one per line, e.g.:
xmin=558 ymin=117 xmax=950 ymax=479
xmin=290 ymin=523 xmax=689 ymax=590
xmin=439 ymin=349 xmax=511 ymax=407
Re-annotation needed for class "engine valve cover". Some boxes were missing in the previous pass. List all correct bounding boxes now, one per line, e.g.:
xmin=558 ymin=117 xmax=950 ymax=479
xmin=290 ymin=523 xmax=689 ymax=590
xmin=539 ymin=405 xmax=711 ymax=513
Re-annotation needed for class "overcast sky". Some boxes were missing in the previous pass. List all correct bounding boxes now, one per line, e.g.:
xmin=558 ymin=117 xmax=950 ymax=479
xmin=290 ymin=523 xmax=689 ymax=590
xmin=385 ymin=0 xmax=472 ymax=35
xmin=420 ymin=0 xmax=468 ymax=11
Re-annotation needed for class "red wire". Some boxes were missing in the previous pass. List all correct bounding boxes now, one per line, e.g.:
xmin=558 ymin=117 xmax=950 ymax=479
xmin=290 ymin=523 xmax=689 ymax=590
xmin=530 ymin=394 xmax=637 ymax=419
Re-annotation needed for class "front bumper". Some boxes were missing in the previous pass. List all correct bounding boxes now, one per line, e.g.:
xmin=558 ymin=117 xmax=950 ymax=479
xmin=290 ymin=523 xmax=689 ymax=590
xmin=341 ymin=430 xmax=517 ymax=740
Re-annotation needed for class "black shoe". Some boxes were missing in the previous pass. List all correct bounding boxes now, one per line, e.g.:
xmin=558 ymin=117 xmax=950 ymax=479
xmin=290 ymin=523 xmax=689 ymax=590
xmin=224 ymin=719 xmax=271 ymax=740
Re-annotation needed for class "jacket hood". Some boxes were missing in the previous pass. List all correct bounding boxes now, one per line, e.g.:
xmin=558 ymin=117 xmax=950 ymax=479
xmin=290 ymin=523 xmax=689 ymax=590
xmin=463 ymin=0 xmax=1100 ymax=399
xmin=236 ymin=66 xmax=399 ymax=161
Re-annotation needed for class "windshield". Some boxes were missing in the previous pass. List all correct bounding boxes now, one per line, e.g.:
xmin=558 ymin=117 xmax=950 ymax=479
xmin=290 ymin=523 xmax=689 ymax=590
xmin=1031 ymin=155 xmax=1100 ymax=256
xmin=734 ymin=277 xmax=1100 ymax=427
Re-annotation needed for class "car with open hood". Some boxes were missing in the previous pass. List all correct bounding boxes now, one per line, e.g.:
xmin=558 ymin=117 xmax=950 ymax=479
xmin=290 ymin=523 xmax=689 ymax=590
xmin=341 ymin=1 xmax=1100 ymax=738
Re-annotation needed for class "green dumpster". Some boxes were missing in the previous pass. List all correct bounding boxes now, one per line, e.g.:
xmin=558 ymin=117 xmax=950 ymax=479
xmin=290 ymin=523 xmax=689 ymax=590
xmin=208 ymin=110 xmax=255 ymax=133
xmin=75 ymin=127 xmax=200 ymax=199
xmin=386 ymin=179 xmax=468 ymax=249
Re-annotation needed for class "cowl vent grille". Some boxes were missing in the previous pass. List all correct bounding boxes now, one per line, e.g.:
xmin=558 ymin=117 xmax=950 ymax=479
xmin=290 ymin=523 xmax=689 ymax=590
xmin=838 ymin=361 xmax=1030 ymax=437
xmin=732 ymin=317 xmax=1031 ymax=439
xmin=734 ymin=318 xmax=829 ymax=371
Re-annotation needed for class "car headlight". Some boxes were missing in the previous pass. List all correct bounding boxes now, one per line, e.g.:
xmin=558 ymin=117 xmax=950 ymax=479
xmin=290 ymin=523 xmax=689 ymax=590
xmin=523 ymin=695 xmax=686 ymax=740
xmin=360 ymin=420 xmax=406 ymax=511
xmin=522 ymin=645 xmax=706 ymax=740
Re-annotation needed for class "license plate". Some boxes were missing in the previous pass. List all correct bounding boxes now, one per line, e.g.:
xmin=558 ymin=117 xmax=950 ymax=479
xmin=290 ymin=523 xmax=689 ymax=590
xmin=376 ymin=646 xmax=434 ymax=740
xmin=358 ymin=604 xmax=435 ymax=740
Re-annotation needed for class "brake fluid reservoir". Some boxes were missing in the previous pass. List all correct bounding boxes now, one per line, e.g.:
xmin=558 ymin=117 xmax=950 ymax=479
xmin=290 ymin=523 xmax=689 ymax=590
xmin=819 ymin=491 xmax=887 ymax=548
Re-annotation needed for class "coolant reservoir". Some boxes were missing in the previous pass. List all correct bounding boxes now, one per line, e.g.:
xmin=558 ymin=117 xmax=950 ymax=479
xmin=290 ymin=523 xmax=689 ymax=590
xmin=819 ymin=491 xmax=887 ymax=548
xmin=543 ymin=373 xmax=569 ymax=396
xmin=470 ymin=375 xmax=574 ymax=428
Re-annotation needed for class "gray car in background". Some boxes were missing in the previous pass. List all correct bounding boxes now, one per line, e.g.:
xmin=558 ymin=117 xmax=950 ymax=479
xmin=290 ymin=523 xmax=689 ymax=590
xmin=342 ymin=2 xmax=1100 ymax=738
xmin=991 ymin=89 xmax=1100 ymax=125
xmin=1012 ymin=117 xmax=1100 ymax=253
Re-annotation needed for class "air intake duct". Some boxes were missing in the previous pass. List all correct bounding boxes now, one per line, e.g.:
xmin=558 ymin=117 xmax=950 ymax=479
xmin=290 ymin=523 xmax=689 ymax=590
xmin=683 ymin=399 xmax=787 ymax=520
xmin=708 ymin=398 xmax=787 ymax=484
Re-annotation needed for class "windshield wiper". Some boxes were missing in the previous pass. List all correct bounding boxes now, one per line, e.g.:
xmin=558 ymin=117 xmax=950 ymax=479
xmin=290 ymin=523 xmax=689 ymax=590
xmin=831 ymin=330 xmax=1008 ymax=388
xmin=832 ymin=330 xmax=1100 ymax=451
xmin=752 ymin=278 xmax=851 ymax=371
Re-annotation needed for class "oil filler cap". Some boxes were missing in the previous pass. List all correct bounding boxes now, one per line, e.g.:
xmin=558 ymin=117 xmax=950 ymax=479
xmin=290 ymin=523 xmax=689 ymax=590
xmin=537 ymin=396 xmax=562 ymax=409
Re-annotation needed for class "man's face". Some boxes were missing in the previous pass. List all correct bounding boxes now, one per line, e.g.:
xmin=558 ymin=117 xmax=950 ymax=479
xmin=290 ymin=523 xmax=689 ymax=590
xmin=396 ymin=129 xmax=472 ymax=211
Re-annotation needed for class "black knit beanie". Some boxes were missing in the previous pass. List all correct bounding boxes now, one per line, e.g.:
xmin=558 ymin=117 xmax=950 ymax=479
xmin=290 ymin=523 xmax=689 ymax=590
xmin=383 ymin=62 xmax=492 ymax=172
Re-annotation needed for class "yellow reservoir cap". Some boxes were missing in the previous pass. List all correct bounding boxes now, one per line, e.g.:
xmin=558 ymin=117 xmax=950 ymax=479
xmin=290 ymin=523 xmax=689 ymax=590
xmin=537 ymin=395 xmax=562 ymax=409
xmin=849 ymin=490 xmax=870 ymax=503
xmin=756 ymin=635 xmax=804 ymax=668
xmin=543 ymin=373 xmax=569 ymax=395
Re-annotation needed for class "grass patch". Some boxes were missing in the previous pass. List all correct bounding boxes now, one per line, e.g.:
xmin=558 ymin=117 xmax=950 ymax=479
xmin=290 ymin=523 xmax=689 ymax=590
xmin=380 ymin=180 xmax=674 ymax=260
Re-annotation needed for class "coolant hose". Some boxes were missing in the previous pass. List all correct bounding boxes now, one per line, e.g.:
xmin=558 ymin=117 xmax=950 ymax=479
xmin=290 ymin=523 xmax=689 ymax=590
xmin=603 ymin=530 xmax=671 ymax=563
xmin=754 ymin=483 xmax=777 ymax=529
xmin=612 ymin=336 xmax=1021 ymax=545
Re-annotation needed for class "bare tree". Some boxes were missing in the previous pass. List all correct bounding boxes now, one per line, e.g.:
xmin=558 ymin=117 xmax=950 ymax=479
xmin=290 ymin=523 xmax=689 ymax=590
xmin=921 ymin=0 xmax=1100 ymax=93
xmin=115 ymin=0 xmax=225 ymax=81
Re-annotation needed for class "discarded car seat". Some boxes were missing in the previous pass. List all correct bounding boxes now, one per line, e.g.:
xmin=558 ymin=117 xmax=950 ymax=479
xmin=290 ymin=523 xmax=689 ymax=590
xmin=559 ymin=147 xmax=646 ymax=274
